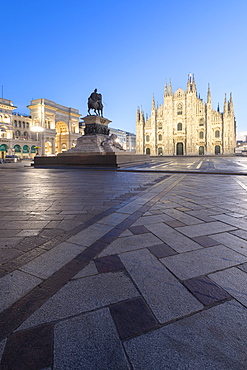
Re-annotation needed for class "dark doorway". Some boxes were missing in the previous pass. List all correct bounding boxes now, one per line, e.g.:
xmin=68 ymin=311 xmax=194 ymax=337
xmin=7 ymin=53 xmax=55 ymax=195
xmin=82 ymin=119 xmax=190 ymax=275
xmin=215 ymin=145 xmax=220 ymax=155
xmin=146 ymin=148 xmax=150 ymax=155
xmin=199 ymin=146 xmax=204 ymax=155
xmin=176 ymin=142 xmax=184 ymax=155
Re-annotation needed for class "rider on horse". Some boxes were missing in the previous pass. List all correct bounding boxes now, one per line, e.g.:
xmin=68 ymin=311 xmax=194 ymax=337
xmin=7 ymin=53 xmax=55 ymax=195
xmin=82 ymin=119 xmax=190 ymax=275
xmin=88 ymin=89 xmax=103 ymax=116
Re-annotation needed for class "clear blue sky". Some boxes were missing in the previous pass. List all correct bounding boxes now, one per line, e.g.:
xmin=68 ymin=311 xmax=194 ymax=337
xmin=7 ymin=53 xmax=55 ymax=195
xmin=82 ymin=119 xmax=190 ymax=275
xmin=2 ymin=0 xmax=246 ymax=138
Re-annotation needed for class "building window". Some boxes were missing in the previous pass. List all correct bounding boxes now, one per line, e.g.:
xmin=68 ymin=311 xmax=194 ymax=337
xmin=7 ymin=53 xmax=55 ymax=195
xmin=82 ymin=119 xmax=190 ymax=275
xmin=18 ymin=121 xmax=21 ymax=128
xmin=146 ymin=148 xmax=150 ymax=155
xmin=14 ymin=120 xmax=17 ymax=127
xmin=215 ymin=130 xmax=220 ymax=138
xmin=26 ymin=122 xmax=29 ymax=129
xmin=199 ymin=118 xmax=204 ymax=126
xmin=23 ymin=131 xmax=28 ymax=139
xmin=177 ymin=123 xmax=182 ymax=131
xmin=158 ymin=134 xmax=162 ymax=141
xmin=177 ymin=103 xmax=182 ymax=115
xmin=158 ymin=147 xmax=163 ymax=155
xmin=22 ymin=122 xmax=25 ymax=128
xmin=15 ymin=130 xmax=20 ymax=138
xmin=146 ymin=135 xmax=150 ymax=142
xmin=199 ymin=131 xmax=204 ymax=139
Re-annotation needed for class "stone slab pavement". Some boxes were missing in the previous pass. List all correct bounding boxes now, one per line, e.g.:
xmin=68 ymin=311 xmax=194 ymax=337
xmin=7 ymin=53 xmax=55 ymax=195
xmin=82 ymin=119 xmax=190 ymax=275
xmin=0 ymin=157 xmax=247 ymax=369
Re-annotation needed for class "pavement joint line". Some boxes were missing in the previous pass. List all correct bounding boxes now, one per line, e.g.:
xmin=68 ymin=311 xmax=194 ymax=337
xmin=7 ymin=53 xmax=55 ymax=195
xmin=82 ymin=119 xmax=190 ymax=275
xmin=0 ymin=173 xmax=182 ymax=341
xmin=0 ymin=174 xmax=170 ymax=277
xmin=117 ymin=169 xmax=247 ymax=176
xmin=234 ymin=178 xmax=247 ymax=191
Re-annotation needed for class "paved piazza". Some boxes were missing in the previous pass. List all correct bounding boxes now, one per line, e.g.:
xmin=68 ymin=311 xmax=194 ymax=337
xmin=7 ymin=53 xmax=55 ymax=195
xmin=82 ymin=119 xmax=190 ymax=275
xmin=0 ymin=157 xmax=247 ymax=369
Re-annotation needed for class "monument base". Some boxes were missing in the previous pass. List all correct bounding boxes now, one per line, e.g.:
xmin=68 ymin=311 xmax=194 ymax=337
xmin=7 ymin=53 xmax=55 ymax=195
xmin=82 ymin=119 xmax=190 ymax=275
xmin=61 ymin=134 xmax=123 ymax=154
xmin=33 ymin=152 xmax=150 ymax=168
xmin=33 ymin=115 xmax=150 ymax=168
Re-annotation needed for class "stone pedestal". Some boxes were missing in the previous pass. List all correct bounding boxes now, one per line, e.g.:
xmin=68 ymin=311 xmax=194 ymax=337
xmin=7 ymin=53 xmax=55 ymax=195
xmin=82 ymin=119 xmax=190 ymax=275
xmin=34 ymin=115 xmax=150 ymax=167
xmin=60 ymin=115 xmax=124 ymax=155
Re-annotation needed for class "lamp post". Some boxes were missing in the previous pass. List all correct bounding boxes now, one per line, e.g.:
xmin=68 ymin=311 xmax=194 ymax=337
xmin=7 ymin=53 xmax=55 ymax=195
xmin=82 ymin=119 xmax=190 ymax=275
xmin=31 ymin=126 xmax=44 ymax=156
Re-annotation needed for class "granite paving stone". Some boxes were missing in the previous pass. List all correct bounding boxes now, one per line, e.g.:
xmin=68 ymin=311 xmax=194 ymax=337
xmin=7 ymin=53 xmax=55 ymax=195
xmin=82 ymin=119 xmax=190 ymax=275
xmin=20 ymin=241 xmax=85 ymax=279
xmin=120 ymin=249 xmax=203 ymax=323
xmin=191 ymin=235 xmax=220 ymax=247
xmin=53 ymin=309 xmax=129 ymax=370
xmin=67 ymin=223 xmax=114 ymax=246
xmin=98 ymin=233 xmax=162 ymax=257
xmin=1 ymin=324 xmax=53 ymax=370
xmin=97 ymin=212 xmax=129 ymax=226
xmin=176 ymin=221 xmax=237 ymax=237
xmin=124 ymin=300 xmax=247 ymax=370
xmin=209 ymin=267 xmax=247 ymax=307
xmin=230 ymin=229 xmax=247 ymax=240
xmin=2 ymin=221 xmax=49 ymax=230
xmin=163 ymin=208 xmax=204 ymax=225
xmin=131 ymin=213 xmax=173 ymax=226
xmin=161 ymin=245 xmax=247 ymax=280
xmin=94 ymin=255 xmax=125 ymax=273
xmin=110 ymin=297 xmax=158 ymax=339
xmin=238 ymin=262 xmax=247 ymax=273
xmin=17 ymin=271 xmax=139 ymax=330
xmin=164 ymin=220 xmax=186 ymax=228
xmin=0 ymin=270 xmax=41 ymax=313
xmin=183 ymin=275 xmax=231 ymax=305
xmin=146 ymin=222 xmax=203 ymax=252
xmin=72 ymin=261 xmax=98 ymax=279
xmin=211 ymin=213 xmax=247 ymax=230
xmin=0 ymin=248 xmax=23 ymax=264
xmin=128 ymin=225 xmax=150 ymax=234
xmin=148 ymin=243 xmax=177 ymax=258
xmin=210 ymin=232 xmax=247 ymax=256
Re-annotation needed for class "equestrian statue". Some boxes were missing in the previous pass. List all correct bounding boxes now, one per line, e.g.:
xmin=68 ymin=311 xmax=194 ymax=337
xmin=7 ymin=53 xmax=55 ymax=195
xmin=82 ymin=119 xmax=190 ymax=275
xmin=88 ymin=88 xmax=103 ymax=116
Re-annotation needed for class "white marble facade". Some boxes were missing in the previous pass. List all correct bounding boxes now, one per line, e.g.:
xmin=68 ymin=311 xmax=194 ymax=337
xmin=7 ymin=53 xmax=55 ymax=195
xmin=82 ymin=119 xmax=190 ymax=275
xmin=136 ymin=74 xmax=236 ymax=156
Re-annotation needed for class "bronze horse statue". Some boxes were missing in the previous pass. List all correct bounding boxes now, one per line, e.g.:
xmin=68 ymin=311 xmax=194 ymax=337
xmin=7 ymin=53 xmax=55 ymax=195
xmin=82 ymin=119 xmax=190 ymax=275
xmin=87 ymin=89 xmax=103 ymax=116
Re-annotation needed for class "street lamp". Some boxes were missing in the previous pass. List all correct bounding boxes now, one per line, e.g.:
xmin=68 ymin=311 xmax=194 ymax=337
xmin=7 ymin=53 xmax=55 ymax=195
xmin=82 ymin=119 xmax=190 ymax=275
xmin=31 ymin=126 xmax=44 ymax=155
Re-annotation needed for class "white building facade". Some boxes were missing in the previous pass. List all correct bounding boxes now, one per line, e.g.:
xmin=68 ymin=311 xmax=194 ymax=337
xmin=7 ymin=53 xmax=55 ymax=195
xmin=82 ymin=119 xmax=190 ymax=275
xmin=136 ymin=74 xmax=236 ymax=156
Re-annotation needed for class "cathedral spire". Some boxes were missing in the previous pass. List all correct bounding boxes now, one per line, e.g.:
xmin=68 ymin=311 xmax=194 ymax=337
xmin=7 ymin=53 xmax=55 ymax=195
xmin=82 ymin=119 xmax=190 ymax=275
xmin=224 ymin=93 xmax=228 ymax=113
xmin=207 ymin=83 xmax=211 ymax=103
xmin=152 ymin=94 xmax=155 ymax=110
xmin=169 ymin=79 xmax=172 ymax=95
xmin=164 ymin=82 xmax=168 ymax=97
xmin=229 ymin=92 xmax=233 ymax=112
xmin=187 ymin=73 xmax=196 ymax=93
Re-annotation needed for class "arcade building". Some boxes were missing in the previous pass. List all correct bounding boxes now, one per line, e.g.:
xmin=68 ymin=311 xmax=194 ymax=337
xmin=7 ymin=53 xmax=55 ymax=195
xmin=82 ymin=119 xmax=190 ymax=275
xmin=0 ymin=98 xmax=81 ymax=160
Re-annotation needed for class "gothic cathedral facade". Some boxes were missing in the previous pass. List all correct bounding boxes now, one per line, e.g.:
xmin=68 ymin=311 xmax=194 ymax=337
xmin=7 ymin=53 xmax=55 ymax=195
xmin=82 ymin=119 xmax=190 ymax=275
xmin=136 ymin=74 xmax=236 ymax=156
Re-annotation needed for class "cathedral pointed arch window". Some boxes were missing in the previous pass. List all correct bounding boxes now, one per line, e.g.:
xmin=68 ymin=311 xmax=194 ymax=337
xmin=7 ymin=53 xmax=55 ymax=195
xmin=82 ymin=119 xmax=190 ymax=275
xmin=199 ymin=131 xmax=204 ymax=139
xmin=177 ymin=103 xmax=183 ymax=115
xmin=158 ymin=134 xmax=162 ymax=141
xmin=199 ymin=118 xmax=204 ymax=126
xmin=177 ymin=123 xmax=182 ymax=131
xmin=215 ymin=130 xmax=220 ymax=138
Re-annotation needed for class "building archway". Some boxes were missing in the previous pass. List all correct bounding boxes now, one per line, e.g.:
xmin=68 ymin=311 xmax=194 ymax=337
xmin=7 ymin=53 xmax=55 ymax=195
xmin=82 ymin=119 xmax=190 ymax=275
xmin=176 ymin=142 xmax=184 ymax=155
xmin=0 ymin=144 xmax=8 ymax=160
xmin=199 ymin=146 xmax=204 ymax=155
xmin=146 ymin=148 xmax=150 ymax=155
xmin=158 ymin=147 xmax=163 ymax=155
xmin=215 ymin=145 xmax=221 ymax=155
xmin=55 ymin=121 xmax=68 ymax=154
